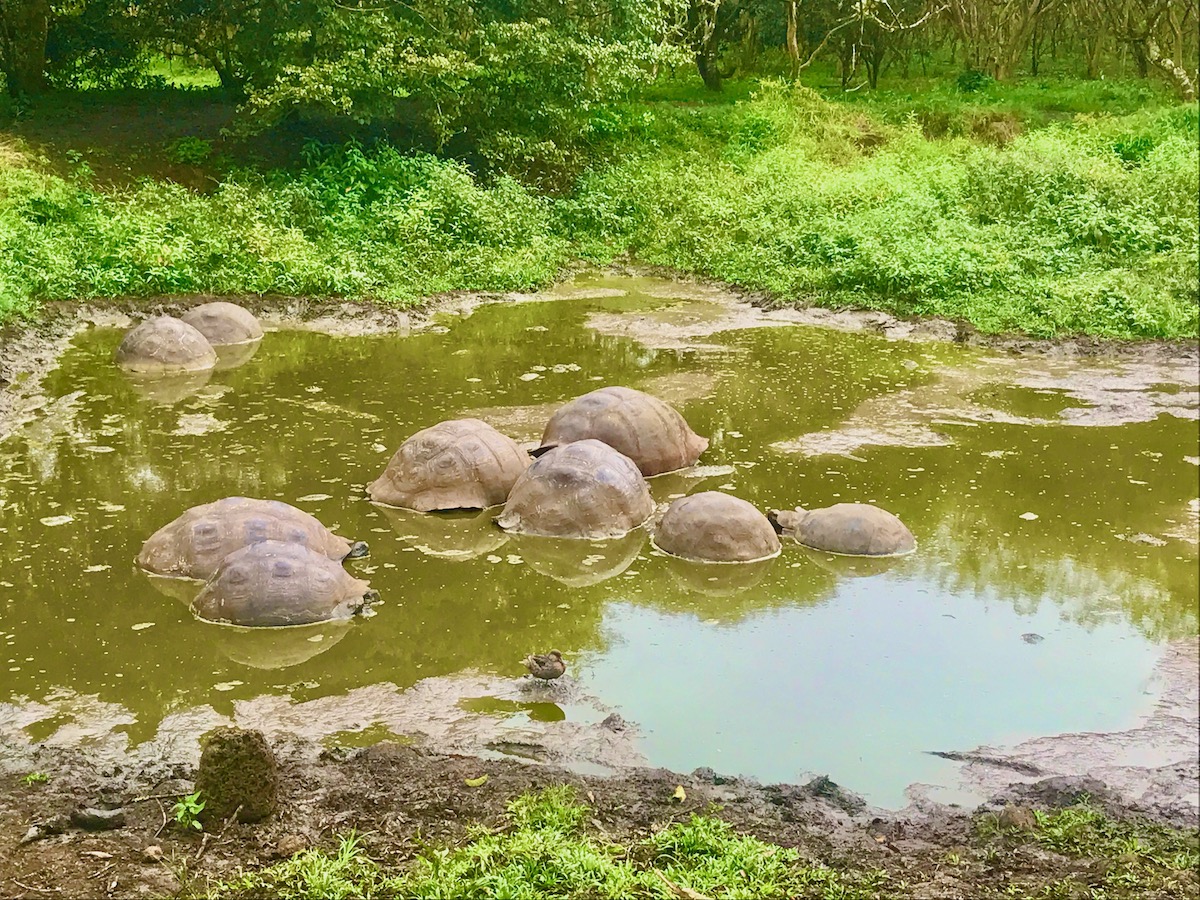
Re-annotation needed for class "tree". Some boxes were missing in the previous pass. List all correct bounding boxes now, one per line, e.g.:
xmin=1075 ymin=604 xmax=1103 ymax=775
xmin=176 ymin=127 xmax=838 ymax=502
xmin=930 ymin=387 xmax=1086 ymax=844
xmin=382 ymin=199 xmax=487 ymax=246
xmin=0 ymin=0 xmax=51 ymax=96
xmin=1095 ymin=0 xmax=1196 ymax=99
xmin=231 ymin=0 xmax=685 ymax=179
xmin=942 ymin=0 xmax=1060 ymax=79
xmin=131 ymin=0 xmax=298 ymax=97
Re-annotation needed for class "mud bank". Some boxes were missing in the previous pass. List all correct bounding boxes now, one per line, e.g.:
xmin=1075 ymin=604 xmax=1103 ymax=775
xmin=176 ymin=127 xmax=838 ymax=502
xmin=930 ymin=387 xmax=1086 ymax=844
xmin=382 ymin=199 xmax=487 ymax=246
xmin=4 ymin=271 xmax=1198 ymax=442
xmin=0 ymin=291 xmax=492 ymax=442
xmin=1 ymin=733 xmax=1196 ymax=900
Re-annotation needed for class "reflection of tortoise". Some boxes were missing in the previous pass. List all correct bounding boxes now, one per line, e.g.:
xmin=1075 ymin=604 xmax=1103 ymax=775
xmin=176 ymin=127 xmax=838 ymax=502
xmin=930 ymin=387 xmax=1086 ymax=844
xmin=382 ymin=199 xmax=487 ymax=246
xmin=513 ymin=529 xmax=646 ymax=587
xmin=192 ymin=540 xmax=378 ymax=627
xmin=521 ymin=650 xmax=566 ymax=681
xmin=211 ymin=619 xmax=352 ymax=669
xmin=368 ymin=419 xmax=528 ymax=511
xmin=181 ymin=302 xmax=264 ymax=346
xmin=375 ymin=505 xmax=510 ymax=561
xmin=115 ymin=316 xmax=216 ymax=374
xmin=497 ymin=439 xmax=653 ymax=540
xmin=770 ymin=503 xmax=915 ymax=556
xmin=126 ymin=369 xmax=212 ymax=405
xmin=537 ymin=386 xmax=708 ymax=476
xmin=653 ymin=491 xmax=780 ymax=563
xmin=664 ymin=554 xmax=776 ymax=598
xmin=138 ymin=496 xmax=368 ymax=580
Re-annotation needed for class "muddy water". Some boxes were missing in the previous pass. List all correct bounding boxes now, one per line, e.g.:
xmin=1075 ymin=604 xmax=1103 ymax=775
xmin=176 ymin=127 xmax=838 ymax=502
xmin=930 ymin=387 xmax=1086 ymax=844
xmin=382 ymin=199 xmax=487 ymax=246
xmin=1 ymin=275 xmax=1197 ymax=808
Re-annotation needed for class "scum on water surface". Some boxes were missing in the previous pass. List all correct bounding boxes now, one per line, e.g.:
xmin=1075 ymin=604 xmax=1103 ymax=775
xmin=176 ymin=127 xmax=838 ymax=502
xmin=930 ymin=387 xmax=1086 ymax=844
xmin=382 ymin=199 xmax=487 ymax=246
xmin=0 ymin=273 xmax=1197 ymax=810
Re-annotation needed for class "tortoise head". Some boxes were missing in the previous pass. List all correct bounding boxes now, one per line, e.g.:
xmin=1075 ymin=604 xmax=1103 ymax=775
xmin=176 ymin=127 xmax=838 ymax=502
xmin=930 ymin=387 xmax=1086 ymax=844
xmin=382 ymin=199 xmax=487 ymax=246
xmin=767 ymin=508 xmax=807 ymax=536
xmin=346 ymin=540 xmax=370 ymax=560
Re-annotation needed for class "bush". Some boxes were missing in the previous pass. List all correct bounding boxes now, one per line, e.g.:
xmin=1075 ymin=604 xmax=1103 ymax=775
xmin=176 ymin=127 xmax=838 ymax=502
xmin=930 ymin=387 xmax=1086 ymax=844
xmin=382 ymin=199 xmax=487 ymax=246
xmin=0 ymin=142 xmax=568 ymax=318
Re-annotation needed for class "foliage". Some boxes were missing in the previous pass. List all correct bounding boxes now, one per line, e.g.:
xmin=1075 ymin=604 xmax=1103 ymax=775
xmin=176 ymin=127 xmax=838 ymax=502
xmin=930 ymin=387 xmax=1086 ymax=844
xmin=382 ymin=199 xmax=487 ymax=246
xmin=565 ymin=80 xmax=1199 ymax=338
xmin=173 ymin=791 xmax=206 ymax=831
xmin=0 ymin=77 xmax=1196 ymax=339
xmin=976 ymin=801 xmax=1200 ymax=898
xmin=21 ymin=771 xmax=49 ymax=785
xmin=0 ymin=140 xmax=568 ymax=323
xmin=207 ymin=786 xmax=887 ymax=899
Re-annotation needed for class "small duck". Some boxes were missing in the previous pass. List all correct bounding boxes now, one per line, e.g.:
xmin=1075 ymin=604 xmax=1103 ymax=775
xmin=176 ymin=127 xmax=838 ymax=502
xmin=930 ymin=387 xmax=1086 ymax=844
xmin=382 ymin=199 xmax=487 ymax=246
xmin=521 ymin=650 xmax=566 ymax=681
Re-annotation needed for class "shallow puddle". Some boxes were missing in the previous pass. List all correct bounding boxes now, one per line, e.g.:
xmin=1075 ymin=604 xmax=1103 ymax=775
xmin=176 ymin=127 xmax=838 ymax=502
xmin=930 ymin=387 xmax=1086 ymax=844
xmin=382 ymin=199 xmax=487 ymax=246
xmin=1 ymin=274 xmax=1197 ymax=808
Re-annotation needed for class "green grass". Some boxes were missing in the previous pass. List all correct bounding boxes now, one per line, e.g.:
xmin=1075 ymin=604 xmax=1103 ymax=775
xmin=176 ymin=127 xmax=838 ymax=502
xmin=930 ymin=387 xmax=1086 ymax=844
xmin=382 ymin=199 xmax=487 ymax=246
xmin=976 ymin=801 xmax=1200 ymax=899
xmin=142 ymin=55 xmax=223 ymax=90
xmin=203 ymin=786 xmax=887 ymax=899
xmin=196 ymin=790 xmax=1200 ymax=900
xmin=569 ymin=81 xmax=1199 ymax=338
xmin=1 ymin=75 xmax=1197 ymax=338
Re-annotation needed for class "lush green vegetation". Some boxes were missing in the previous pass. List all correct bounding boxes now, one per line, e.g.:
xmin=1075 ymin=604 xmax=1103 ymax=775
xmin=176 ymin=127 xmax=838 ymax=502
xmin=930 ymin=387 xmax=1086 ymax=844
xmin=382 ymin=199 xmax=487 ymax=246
xmin=203 ymin=786 xmax=889 ymax=899
xmin=193 ymin=788 xmax=1198 ymax=899
xmin=2 ymin=77 xmax=1196 ymax=338
xmin=1 ymin=0 xmax=1197 ymax=338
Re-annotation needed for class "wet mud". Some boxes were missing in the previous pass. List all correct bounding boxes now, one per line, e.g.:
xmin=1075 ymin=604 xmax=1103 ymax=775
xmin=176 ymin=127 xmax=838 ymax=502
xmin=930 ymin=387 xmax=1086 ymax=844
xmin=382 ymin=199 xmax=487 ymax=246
xmin=1 ymin=731 xmax=1195 ymax=900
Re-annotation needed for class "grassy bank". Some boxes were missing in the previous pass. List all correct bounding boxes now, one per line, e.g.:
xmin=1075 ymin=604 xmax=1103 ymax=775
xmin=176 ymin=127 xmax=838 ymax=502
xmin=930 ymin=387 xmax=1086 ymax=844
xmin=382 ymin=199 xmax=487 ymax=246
xmin=195 ymin=786 xmax=1197 ymax=899
xmin=1 ymin=77 xmax=1197 ymax=338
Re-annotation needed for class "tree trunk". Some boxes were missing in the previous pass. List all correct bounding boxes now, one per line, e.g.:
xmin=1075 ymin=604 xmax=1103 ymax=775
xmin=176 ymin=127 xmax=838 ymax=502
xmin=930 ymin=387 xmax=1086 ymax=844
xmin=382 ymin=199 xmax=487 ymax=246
xmin=1147 ymin=37 xmax=1197 ymax=101
xmin=1130 ymin=39 xmax=1150 ymax=77
xmin=0 ymin=0 xmax=50 ymax=97
xmin=785 ymin=1 xmax=800 ymax=79
xmin=696 ymin=47 xmax=723 ymax=90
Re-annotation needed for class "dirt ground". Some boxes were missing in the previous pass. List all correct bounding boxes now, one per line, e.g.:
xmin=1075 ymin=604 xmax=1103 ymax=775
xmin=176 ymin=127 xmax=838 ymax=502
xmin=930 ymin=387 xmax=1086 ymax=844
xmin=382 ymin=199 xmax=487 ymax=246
xmin=1 ymin=733 xmax=1194 ymax=900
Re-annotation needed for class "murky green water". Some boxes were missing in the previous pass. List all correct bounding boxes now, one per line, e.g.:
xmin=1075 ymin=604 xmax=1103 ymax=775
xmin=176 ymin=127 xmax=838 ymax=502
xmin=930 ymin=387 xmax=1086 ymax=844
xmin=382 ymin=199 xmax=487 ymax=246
xmin=2 ymin=275 xmax=1197 ymax=807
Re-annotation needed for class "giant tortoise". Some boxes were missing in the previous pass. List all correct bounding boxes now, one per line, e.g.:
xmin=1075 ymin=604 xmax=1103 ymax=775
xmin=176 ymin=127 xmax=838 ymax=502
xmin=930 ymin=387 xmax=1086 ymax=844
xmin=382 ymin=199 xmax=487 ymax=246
xmin=653 ymin=491 xmax=780 ymax=563
xmin=115 ymin=316 xmax=217 ymax=374
xmin=181 ymin=302 xmax=264 ymax=346
xmin=769 ymin=503 xmax=915 ymax=556
xmin=537 ymin=387 xmax=708 ymax=476
xmin=368 ymin=419 xmax=528 ymax=511
xmin=496 ymin=439 xmax=653 ymax=540
xmin=192 ymin=540 xmax=378 ymax=627
xmin=138 ymin=497 xmax=368 ymax=580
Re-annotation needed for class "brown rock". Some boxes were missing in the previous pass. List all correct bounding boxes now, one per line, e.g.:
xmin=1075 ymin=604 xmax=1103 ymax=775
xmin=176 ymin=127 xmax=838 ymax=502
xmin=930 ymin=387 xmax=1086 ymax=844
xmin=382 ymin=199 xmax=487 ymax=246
xmin=274 ymin=834 xmax=308 ymax=858
xmin=195 ymin=727 xmax=279 ymax=824
xmin=998 ymin=804 xmax=1038 ymax=831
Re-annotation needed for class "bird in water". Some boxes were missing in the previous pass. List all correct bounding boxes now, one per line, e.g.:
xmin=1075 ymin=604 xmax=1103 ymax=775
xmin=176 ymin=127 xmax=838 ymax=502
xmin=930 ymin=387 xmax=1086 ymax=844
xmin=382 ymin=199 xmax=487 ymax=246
xmin=521 ymin=650 xmax=566 ymax=681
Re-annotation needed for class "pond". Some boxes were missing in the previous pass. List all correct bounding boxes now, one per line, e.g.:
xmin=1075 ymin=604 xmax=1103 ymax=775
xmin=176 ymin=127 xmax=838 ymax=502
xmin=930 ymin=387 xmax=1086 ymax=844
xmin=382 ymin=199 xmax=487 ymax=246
xmin=1 ymin=274 xmax=1197 ymax=809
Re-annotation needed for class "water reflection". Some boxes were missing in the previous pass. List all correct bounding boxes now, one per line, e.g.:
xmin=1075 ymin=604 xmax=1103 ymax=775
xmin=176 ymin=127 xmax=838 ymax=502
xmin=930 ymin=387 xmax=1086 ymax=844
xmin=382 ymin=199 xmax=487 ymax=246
xmin=378 ymin=505 xmax=510 ymax=560
xmin=212 ymin=619 xmax=352 ymax=670
xmin=514 ymin=530 xmax=647 ymax=587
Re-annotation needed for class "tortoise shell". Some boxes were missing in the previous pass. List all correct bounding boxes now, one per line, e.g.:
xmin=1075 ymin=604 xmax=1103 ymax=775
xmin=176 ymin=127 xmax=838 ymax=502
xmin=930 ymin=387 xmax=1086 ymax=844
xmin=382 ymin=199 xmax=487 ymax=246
xmin=181 ymin=301 xmax=264 ymax=346
xmin=653 ymin=491 xmax=781 ymax=562
xmin=115 ymin=316 xmax=217 ymax=374
xmin=769 ymin=503 xmax=915 ymax=556
xmin=537 ymin=386 xmax=708 ymax=476
xmin=496 ymin=439 xmax=654 ymax=540
xmin=192 ymin=540 xmax=376 ymax=627
xmin=368 ymin=419 xmax=529 ymax=511
xmin=138 ymin=497 xmax=367 ymax=580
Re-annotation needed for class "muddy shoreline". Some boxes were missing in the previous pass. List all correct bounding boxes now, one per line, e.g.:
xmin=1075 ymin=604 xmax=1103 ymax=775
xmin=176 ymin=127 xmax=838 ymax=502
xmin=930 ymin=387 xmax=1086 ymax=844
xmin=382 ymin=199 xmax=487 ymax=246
xmin=0 ymin=732 xmax=1195 ymax=900
xmin=3 ymin=268 xmax=1198 ymax=442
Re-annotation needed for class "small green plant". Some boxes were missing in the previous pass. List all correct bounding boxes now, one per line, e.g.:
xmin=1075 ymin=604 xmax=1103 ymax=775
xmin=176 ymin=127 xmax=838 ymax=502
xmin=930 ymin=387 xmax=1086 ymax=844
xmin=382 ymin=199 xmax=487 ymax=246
xmin=956 ymin=68 xmax=994 ymax=93
xmin=21 ymin=771 xmax=50 ymax=785
xmin=173 ymin=791 xmax=206 ymax=831
xmin=166 ymin=136 xmax=213 ymax=165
